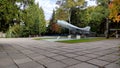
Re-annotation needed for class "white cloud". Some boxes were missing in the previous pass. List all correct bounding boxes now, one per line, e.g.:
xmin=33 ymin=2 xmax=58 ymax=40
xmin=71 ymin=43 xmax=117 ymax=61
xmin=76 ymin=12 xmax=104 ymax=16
xmin=35 ymin=0 xmax=97 ymax=20
xmin=87 ymin=0 xmax=97 ymax=6
xmin=85 ymin=0 xmax=97 ymax=7
xmin=35 ymin=0 xmax=57 ymax=20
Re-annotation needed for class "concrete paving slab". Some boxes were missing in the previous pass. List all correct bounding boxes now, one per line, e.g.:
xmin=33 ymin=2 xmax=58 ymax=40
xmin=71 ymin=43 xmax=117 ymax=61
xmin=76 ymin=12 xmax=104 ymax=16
xmin=43 ymin=53 xmax=58 ymax=57
xmin=74 ymin=56 xmax=92 ymax=61
xmin=52 ymin=55 xmax=67 ymax=60
xmin=18 ymin=61 xmax=44 ymax=68
xmin=87 ymin=59 xmax=109 ymax=67
xmin=97 ymin=54 xmax=119 ymax=62
xmin=0 ymin=52 xmax=8 ymax=58
xmin=0 ymin=38 xmax=120 ymax=68
xmin=37 ymin=57 xmax=56 ymax=64
xmin=62 ymin=53 xmax=78 ymax=57
xmin=0 ymin=58 xmax=15 ymax=66
xmin=9 ymin=54 xmax=27 ymax=60
xmin=14 ymin=58 xmax=32 ymax=65
xmin=83 ymin=54 xmax=100 ymax=58
xmin=105 ymin=62 xmax=120 ymax=68
xmin=45 ymin=61 xmax=67 ymax=68
xmin=0 ymin=64 xmax=18 ymax=68
xmin=60 ymin=58 xmax=81 ymax=66
xmin=67 ymin=63 xmax=98 ymax=68
xmin=31 ymin=55 xmax=46 ymax=61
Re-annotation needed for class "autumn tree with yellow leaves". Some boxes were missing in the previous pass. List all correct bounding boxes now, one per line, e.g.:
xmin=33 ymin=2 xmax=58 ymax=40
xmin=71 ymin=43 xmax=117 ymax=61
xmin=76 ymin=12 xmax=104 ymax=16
xmin=109 ymin=0 xmax=120 ymax=23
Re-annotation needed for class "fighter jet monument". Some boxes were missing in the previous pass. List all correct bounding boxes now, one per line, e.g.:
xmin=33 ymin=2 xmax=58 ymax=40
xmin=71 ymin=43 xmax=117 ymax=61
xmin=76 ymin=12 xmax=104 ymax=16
xmin=57 ymin=20 xmax=91 ymax=35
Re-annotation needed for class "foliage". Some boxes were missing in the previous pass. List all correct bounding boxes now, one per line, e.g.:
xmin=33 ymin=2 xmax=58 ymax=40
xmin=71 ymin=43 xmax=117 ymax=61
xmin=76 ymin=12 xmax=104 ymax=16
xmin=51 ymin=23 xmax=61 ymax=33
xmin=55 ymin=8 xmax=69 ymax=20
xmin=0 ymin=0 xmax=19 ymax=32
xmin=109 ymin=0 xmax=120 ymax=23
xmin=38 ymin=7 xmax=46 ymax=34
xmin=56 ymin=0 xmax=85 ymax=21
xmin=85 ymin=6 xmax=108 ymax=24
xmin=97 ymin=0 xmax=110 ymax=7
xmin=0 ymin=0 xmax=35 ymax=32
xmin=6 ymin=24 xmax=30 ymax=37
xmin=70 ymin=8 xmax=81 ymax=26
xmin=82 ymin=5 xmax=109 ymax=33
xmin=6 ymin=25 xmax=21 ymax=38
xmin=19 ymin=4 xmax=46 ymax=36
xmin=64 ymin=0 xmax=85 ymax=8
xmin=48 ymin=10 xmax=61 ymax=34
xmin=3 ymin=1 xmax=46 ymax=37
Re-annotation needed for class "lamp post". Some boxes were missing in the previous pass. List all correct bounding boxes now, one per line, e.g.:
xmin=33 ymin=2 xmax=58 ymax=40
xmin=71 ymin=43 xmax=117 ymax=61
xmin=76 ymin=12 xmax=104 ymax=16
xmin=68 ymin=8 xmax=71 ymax=35
xmin=105 ymin=0 xmax=113 ymax=39
xmin=105 ymin=18 xmax=109 ymax=39
xmin=57 ymin=0 xmax=72 ymax=35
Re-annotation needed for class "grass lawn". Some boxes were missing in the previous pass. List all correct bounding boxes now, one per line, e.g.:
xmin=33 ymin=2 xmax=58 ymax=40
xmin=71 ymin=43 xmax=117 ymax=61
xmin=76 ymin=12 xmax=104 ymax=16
xmin=33 ymin=37 xmax=55 ymax=40
xmin=57 ymin=37 xmax=112 ymax=43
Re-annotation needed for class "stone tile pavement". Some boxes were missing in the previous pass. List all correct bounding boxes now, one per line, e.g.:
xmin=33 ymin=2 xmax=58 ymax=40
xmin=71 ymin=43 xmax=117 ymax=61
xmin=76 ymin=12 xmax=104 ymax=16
xmin=0 ymin=38 xmax=120 ymax=68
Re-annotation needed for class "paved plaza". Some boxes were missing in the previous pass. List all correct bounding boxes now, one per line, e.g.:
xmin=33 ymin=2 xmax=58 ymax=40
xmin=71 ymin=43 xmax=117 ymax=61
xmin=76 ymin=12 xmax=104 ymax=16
xmin=0 ymin=38 xmax=120 ymax=68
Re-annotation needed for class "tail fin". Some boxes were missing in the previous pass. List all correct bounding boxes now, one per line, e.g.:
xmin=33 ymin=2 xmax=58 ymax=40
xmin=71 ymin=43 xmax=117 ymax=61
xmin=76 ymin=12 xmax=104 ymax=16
xmin=84 ymin=26 xmax=91 ymax=31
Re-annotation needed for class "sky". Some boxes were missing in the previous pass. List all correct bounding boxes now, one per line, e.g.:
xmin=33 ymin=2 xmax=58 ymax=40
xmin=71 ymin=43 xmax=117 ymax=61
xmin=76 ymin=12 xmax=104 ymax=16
xmin=35 ymin=0 xmax=57 ymax=20
xmin=35 ymin=0 xmax=97 ymax=20
xmin=86 ymin=0 xmax=97 ymax=6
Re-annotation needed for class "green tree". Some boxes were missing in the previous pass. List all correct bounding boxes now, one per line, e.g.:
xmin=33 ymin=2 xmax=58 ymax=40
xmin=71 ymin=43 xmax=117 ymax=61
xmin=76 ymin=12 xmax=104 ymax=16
xmin=56 ymin=0 xmax=85 ymax=21
xmin=39 ymin=7 xmax=46 ymax=35
xmin=80 ymin=6 xmax=109 ymax=33
xmin=21 ymin=4 xmax=46 ymax=36
xmin=97 ymin=0 xmax=110 ymax=7
xmin=64 ymin=0 xmax=85 ymax=8
xmin=0 ymin=0 xmax=19 ymax=32
xmin=5 ymin=1 xmax=46 ymax=37
xmin=55 ymin=8 xmax=68 ymax=20
xmin=0 ymin=0 xmax=35 ymax=32
xmin=70 ymin=8 xmax=83 ymax=26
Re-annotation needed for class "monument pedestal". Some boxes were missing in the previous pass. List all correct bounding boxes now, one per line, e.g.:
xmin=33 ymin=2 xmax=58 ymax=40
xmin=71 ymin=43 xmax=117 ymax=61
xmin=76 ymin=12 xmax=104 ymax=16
xmin=68 ymin=35 xmax=71 ymax=39
xmin=116 ymin=34 xmax=118 ymax=39
xmin=76 ymin=35 xmax=81 ymax=39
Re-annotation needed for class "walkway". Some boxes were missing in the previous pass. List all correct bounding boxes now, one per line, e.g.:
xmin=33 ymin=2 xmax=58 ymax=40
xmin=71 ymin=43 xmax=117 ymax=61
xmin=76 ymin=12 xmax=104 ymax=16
xmin=0 ymin=38 xmax=120 ymax=68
